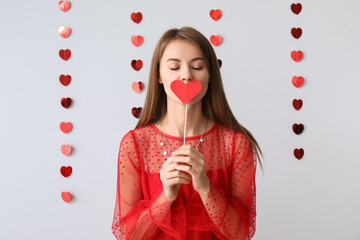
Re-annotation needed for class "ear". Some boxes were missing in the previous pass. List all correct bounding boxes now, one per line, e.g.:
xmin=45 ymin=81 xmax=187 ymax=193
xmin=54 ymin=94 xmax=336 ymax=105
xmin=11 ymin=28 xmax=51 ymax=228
xmin=158 ymin=76 xmax=163 ymax=84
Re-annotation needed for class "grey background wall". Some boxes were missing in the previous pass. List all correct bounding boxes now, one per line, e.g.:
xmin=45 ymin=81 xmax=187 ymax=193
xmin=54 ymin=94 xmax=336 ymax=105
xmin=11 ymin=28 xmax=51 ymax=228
xmin=1 ymin=0 xmax=359 ymax=239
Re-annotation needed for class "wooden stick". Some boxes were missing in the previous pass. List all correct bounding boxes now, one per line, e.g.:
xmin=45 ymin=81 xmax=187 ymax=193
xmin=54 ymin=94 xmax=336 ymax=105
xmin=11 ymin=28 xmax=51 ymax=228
xmin=183 ymin=104 xmax=188 ymax=145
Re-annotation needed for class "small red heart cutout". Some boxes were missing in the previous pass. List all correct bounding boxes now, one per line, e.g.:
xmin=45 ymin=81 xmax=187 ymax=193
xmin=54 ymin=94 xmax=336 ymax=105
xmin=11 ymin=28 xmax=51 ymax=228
xmin=292 ymin=76 xmax=304 ymax=88
xmin=61 ymin=144 xmax=72 ymax=156
xmin=59 ymin=74 xmax=71 ymax=86
xmin=61 ymin=192 xmax=72 ymax=203
xmin=218 ymin=59 xmax=222 ymax=68
xmin=61 ymin=97 xmax=72 ymax=108
xmin=132 ymin=107 xmax=142 ymax=118
xmin=292 ymin=123 xmax=304 ymax=135
xmin=294 ymin=148 xmax=304 ymax=160
xmin=292 ymin=99 xmax=303 ymax=110
xmin=210 ymin=9 xmax=222 ymax=20
xmin=170 ymin=80 xmax=202 ymax=105
xmin=59 ymin=1 xmax=71 ymax=12
xmin=60 ymin=122 xmax=72 ymax=133
xmin=58 ymin=26 xmax=71 ymax=38
xmin=131 ymin=82 xmax=144 ymax=93
xmin=131 ymin=59 xmax=143 ymax=71
xmin=291 ymin=50 xmax=303 ymax=62
xmin=291 ymin=3 xmax=302 ymax=14
xmin=131 ymin=35 xmax=143 ymax=47
xmin=60 ymin=166 xmax=72 ymax=177
xmin=59 ymin=49 xmax=71 ymax=60
xmin=210 ymin=35 xmax=222 ymax=46
xmin=131 ymin=12 xmax=143 ymax=24
xmin=291 ymin=27 xmax=302 ymax=39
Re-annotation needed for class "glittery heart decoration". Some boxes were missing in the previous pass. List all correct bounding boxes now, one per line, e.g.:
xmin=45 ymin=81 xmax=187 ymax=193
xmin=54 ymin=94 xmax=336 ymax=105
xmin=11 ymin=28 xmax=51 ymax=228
xmin=292 ymin=123 xmax=304 ymax=135
xmin=294 ymin=148 xmax=304 ymax=159
xmin=291 ymin=27 xmax=302 ymax=39
xmin=60 ymin=122 xmax=72 ymax=133
xmin=170 ymin=80 xmax=202 ymax=105
xmin=292 ymin=76 xmax=304 ymax=88
xmin=291 ymin=50 xmax=303 ymax=62
xmin=293 ymin=99 xmax=303 ymax=110
xmin=61 ymin=144 xmax=72 ymax=156
xmin=60 ymin=166 xmax=72 ymax=177
xmin=131 ymin=82 xmax=144 ymax=93
xmin=61 ymin=97 xmax=72 ymax=108
xmin=59 ymin=49 xmax=71 ymax=61
xmin=291 ymin=3 xmax=302 ymax=14
xmin=61 ymin=192 xmax=72 ymax=203
xmin=58 ymin=1 xmax=71 ymax=12
xmin=210 ymin=9 xmax=222 ymax=20
xmin=131 ymin=59 xmax=143 ymax=71
xmin=58 ymin=26 xmax=71 ymax=38
xmin=131 ymin=35 xmax=143 ymax=47
xmin=59 ymin=74 xmax=71 ymax=86
xmin=132 ymin=107 xmax=142 ymax=118
xmin=131 ymin=12 xmax=143 ymax=24
xmin=218 ymin=59 xmax=222 ymax=68
xmin=210 ymin=35 xmax=222 ymax=46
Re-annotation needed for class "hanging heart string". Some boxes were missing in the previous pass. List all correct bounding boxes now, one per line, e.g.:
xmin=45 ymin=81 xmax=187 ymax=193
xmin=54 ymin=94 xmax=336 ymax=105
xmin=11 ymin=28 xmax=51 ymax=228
xmin=170 ymin=80 xmax=202 ymax=145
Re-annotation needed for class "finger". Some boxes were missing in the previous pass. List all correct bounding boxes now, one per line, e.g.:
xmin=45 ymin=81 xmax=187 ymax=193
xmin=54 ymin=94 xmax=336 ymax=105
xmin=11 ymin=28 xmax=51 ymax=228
xmin=173 ymin=156 xmax=192 ymax=165
xmin=166 ymin=170 xmax=192 ymax=181
xmin=174 ymin=164 xmax=193 ymax=175
xmin=161 ymin=157 xmax=173 ymax=169
xmin=172 ymin=145 xmax=192 ymax=156
xmin=166 ymin=177 xmax=190 ymax=186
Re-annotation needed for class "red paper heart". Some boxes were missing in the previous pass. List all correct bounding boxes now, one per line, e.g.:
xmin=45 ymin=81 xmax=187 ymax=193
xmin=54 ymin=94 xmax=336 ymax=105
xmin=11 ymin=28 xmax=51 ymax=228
xmin=58 ymin=26 xmax=71 ymax=38
xmin=210 ymin=9 xmax=222 ymax=20
xmin=291 ymin=3 xmax=302 ymax=14
xmin=131 ymin=59 xmax=143 ymax=71
xmin=131 ymin=35 xmax=143 ymax=47
xmin=218 ymin=59 xmax=222 ymax=68
xmin=131 ymin=12 xmax=143 ymax=24
xmin=61 ymin=192 xmax=72 ymax=203
xmin=291 ymin=27 xmax=302 ymax=39
xmin=294 ymin=148 xmax=304 ymax=160
xmin=59 ymin=1 xmax=71 ymax=12
xmin=170 ymin=80 xmax=202 ymax=105
xmin=292 ymin=99 xmax=303 ymax=110
xmin=61 ymin=97 xmax=72 ymax=108
xmin=292 ymin=76 xmax=304 ymax=88
xmin=59 ymin=49 xmax=71 ymax=60
xmin=60 ymin=166 xmax=72 ymax=177
xmin=59 ymin=75 xmax=71 ymax=86
xmin=292 ymin=123 xmax=304 ymax=135
xmin=60 ymin=122 xmax=72 ymax=133
xmin=291 ymin=50 xmax=303 ymax=62
xmin=61 ymin=144 xmax=72 ymax=156
xmin=210 ymin=35 xmax=222 ymax=46
xmin=131 ymin=82 xmax=144 ymax=93
xmin=132 ymin=107 xmax=142 ymax=118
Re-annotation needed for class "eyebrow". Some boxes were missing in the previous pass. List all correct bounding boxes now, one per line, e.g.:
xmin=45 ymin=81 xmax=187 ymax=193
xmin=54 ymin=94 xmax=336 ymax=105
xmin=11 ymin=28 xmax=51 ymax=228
xmin=166 ymin=57 xmax=204 ymax=62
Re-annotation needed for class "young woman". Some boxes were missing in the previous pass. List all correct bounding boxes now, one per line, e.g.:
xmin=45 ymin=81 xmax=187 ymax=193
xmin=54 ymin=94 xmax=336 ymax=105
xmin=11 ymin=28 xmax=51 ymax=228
xmin=112 ymin=26 xmax=263 ymax=240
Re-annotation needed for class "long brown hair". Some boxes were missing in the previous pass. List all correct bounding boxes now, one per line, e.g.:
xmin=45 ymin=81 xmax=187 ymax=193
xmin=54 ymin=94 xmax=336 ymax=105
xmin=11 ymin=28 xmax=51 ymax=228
xmin=135 ymin=26 xmax=264 ymax=171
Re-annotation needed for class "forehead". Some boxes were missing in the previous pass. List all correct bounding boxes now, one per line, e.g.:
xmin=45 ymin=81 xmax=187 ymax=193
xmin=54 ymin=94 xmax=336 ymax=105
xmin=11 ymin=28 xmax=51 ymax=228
xmin=161 ymin=39 xmax=203 ymax=60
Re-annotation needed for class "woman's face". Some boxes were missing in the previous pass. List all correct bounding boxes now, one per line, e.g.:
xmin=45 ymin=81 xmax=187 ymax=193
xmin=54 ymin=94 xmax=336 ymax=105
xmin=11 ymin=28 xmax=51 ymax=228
xmin=158 ymin=39 xmax=210 ymax=105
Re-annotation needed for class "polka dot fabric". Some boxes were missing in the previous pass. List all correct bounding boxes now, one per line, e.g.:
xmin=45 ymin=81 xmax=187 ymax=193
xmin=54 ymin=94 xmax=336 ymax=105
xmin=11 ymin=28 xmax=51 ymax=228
xmin=112 ymin=122 xmax=257 ymax=240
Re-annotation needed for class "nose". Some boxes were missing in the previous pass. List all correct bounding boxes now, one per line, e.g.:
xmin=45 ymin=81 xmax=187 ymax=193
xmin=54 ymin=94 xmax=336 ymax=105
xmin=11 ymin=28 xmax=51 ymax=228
xmin=180 ymin=66 xmax=193 ymax=83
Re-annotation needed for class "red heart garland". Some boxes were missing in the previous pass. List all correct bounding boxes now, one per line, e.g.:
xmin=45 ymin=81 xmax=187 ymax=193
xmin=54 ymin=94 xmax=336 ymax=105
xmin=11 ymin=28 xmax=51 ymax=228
xmin=292 ymin=76 xmax=304 ymax=88
xmin=292 ymin=99 xmax=303 ymax=110
xmin=61 ymin=192 xmax=72 ymax=203
xmin=131 ymin=35 xmax=143 ymax=47
xmin=291 ymin=3 xmax=302 ymax=14
xmin=131 ymin=59 xmax=143 ymax=71
xmin=61 ymin=97 xmax=72 ymax=108
xmin=210 ymin=35 xmax=222 ymax=46
xmin=292 ymin=123 xmax=304 ymax=135
xmin=291 ymin=28 xmax=302 ymax=39
xmin=131 ymin=82 xmax=144 ymax=93
xmin=218 ymin=59 xmax=222 ymax=68
xmin=58 ymin=26 xmax=71 ymax=38
xmin=131 ymin=12 xmax=143 ymax=24
xmin=59 ymin=49 xmax=71 ymax=60
xmin=294 ymin=148 xmax=304 ymax=160
xmin=59 ymin=1 xmax=71 ymax=12
xmin=61 ymin=144 xmax=72 ymax=156
xmin=210 ymin=9 xmax=222 ymax=20
xmin=170 ymin=80 xmax=202 ymax=105
xmin=291 ymin=50 xmax=303 ymax=62
xmin=59 ymin=75 xmax=71 ymax=86
xmin=132 ymin=107 xmax=142 ymax=118
xmin=60 ymin=166 xmax=72 ymax=177
xmin=60 ymin=122 xmax=72 ymax=133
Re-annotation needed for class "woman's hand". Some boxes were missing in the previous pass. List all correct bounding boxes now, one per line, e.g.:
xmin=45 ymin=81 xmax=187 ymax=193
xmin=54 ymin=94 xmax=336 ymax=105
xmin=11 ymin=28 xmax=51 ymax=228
xmin=160 ymin=157 xmax=192 ymax=204
xmin=172 ymin=145 xmax=210 ymax=197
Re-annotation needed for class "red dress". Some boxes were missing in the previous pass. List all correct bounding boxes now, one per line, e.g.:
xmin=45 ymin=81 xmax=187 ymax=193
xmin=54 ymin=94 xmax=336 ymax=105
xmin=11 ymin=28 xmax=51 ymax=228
xmin=112 ymin=122 xmax=257 ymax=240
